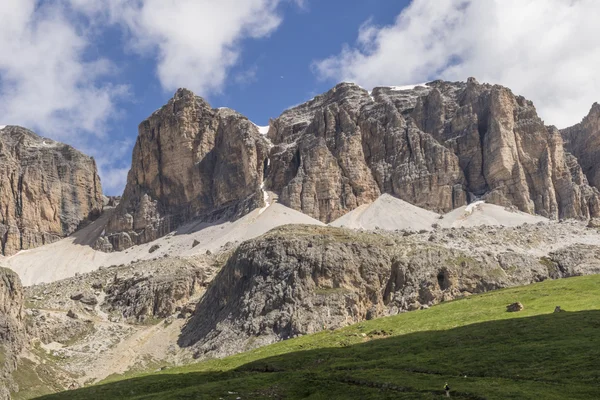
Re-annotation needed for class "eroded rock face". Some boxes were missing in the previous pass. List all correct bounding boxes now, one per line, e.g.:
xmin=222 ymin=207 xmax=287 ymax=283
xmin=179 ymin=225 xmax=596 ymax=359
xmin=562 ymin=103 xmax=600 ymax=190
xmin=268 ymin=79 xmax=600 ymax=221
xmin=103 ymin=266 xmax=207 ymax=322
xmin=100 ymin=80 xmax=600 ymax=249
xmin=0 ymin=126 xmax=103 ymax=255
xmin=100 ymin=89 xmax=270 ymax=251
xmin=0 ymin=267 xmax=26 ymax=398
xmin=267 ymin=84 xmax=382 ymax=222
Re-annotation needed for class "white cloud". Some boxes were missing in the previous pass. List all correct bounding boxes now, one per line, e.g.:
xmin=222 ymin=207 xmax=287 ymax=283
xmin=314 ymin=0 xmax=600 ymax=128
xmin=71 ymin=0 xmax=285 ymax=95
xmin=0 ymin=0 xmax=126 ymax=139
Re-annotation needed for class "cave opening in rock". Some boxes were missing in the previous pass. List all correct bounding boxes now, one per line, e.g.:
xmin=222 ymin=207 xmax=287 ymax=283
xmin=437 ymin=270 xmax=449 ymax=290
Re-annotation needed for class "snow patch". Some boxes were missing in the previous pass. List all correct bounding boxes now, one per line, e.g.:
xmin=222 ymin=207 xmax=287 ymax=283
xmin=251 ymin=122 xmax=270 ymax=135
xmin=465 ymin=200 xmax=485 ymax=214
xmin=0 ymin=125 xmax=6 ymax=130
xmin=389 ymin=83 xmax=428 ymax=91
xmin=259 ymin=182 xmax=271 ymax=215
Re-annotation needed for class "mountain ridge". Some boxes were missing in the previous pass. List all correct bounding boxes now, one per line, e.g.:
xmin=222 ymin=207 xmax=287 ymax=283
xmin=2 ymin=78 xmax=599 ymax=256
xmin=96 ymin=78 xmax=600 ymax=251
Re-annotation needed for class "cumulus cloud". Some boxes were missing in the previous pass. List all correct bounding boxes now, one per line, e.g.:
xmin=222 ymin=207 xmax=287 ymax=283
xmin=314 ymin=0 xmax=600 ymax=128
xmin=71 ymin=0 xmax=285 ymax=95
xmin=0 ymin=0 xmax=127 ymax=139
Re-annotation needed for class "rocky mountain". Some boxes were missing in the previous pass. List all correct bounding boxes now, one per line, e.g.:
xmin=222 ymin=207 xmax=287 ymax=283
xmin=0 ymin=268 xmax=26 ymax=399
xmin=267 ymin=78 xmax=600 ymax=222
xmin=2 ymin=77 xmax=600 ymax=398
xmin=179 ymin=224 xmax=600 ymax=359
xmin=99 ymin=79 xmax=600 ymax=251
xmin=0 ymin=126 xmax=103 ymax=256
xmin=561 ymin=103 xmax=600 ymax=189
xmin=98 ymin=89 xmax=270 ymax=251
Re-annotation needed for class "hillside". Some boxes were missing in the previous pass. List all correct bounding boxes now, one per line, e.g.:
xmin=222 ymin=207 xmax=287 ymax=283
xmin=38 ymin=275 xmax=600 ymax=399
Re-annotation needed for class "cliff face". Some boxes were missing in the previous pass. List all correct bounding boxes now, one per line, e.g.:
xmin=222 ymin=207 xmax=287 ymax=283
xmin=99 ymin=89 xmax=270 ymax=251
xmin=267 ymin=79 xmax=600 ymax=221
xmin=100 ymin=80 xmax=600 ymax=250
xmin=0 ymin=126 xmax=103 ymax=256
xmin=0 ymin=267 xmax=26 ymax=399
xmin=266 ymin=84 xmax=383 ymax=222
xmin=561 ymin=103 xmax=600 ymax=190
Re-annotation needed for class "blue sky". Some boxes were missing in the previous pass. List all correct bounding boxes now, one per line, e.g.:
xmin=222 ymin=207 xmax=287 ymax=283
xmin=1 ymin=0 xmax=600 ymax=195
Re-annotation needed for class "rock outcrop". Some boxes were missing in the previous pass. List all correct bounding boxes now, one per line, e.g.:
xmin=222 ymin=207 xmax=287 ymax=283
xmin=268 ymin=79 xmax=600 ymax=221
xmin=103 ymin=264 xmax=207 ymax=322
xmin=179 ymin=225 xmax=598 ymax=359
xmin=99 ymin=89 xmax=270 ymax=251
xmin=0 ymin=126 xmax=103 ymax=255
xmin=561 ymin=103 xmax=600 ymax=190
xmin=0 ymin=267 xmax=26 ymax=399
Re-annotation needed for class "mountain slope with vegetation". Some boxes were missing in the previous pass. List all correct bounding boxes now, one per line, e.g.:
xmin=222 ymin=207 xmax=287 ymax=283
xmin=39 ymin=274 xmax=600 ymax=400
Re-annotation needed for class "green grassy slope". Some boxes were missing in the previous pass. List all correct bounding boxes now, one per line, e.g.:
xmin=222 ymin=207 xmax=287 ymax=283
xmin=38 ymin=275 xmax=600 ymax=399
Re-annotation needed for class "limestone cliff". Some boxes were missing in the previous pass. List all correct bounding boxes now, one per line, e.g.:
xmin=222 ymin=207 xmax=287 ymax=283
xmin=268 ymin=79 xmax=600 ymax=221
xmin=561 ymin=103 xmax=600 ymax=190
xmin=0 ymin=267 xmax=26 ymax=399
xmin=99 ymin=89 xmax=270 ymax=251
xmin=0 ymin=126 xmax=103 ymax=256
xmin=101 ymin=80 xmax=600 ymax=249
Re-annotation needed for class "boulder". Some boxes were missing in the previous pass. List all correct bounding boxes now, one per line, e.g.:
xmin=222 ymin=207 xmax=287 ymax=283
xmin=91 ymin=280 xmax=104 ymax=290
xmin=587 ymin=218 xmax=600 ymax=228
xmin=70 ymin=292 xmax=98 ymax=305
xmin=79 ymin=295 xmax=98 ymax=306
xmin=506 ymin=302 xmax=524 ymax=312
